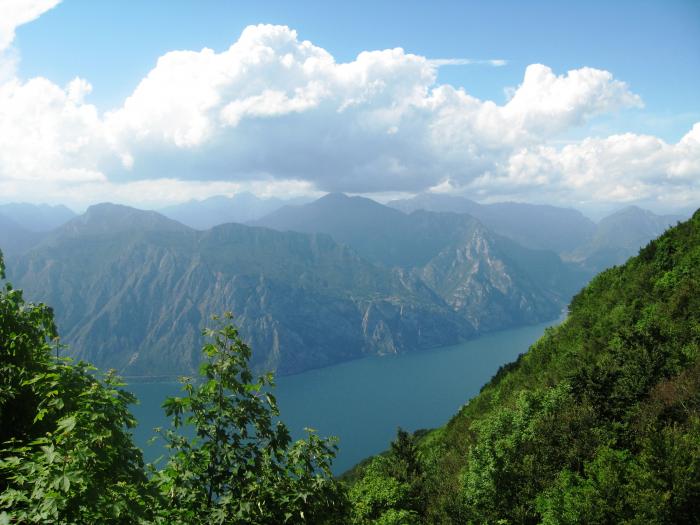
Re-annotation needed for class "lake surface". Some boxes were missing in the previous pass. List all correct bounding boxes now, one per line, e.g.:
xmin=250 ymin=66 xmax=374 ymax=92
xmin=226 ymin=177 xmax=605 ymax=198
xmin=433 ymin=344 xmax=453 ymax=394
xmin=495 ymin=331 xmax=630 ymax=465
xmin=129 ymin=318 xmax=558 ymax=473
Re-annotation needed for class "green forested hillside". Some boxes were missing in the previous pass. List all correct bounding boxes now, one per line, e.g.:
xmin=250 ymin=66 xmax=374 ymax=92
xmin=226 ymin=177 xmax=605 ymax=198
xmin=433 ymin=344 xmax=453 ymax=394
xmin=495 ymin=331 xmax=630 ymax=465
xmin=348 ymin=209 xmax=700 ymax=524
xmin=3 ymin=209 xmax=698 ymax=524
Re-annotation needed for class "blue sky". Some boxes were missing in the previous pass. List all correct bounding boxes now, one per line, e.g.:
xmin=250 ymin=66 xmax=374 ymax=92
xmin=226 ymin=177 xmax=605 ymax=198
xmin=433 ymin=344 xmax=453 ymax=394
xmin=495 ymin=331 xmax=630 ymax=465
xmin=1 ymin=0 xmax=699 ymax=213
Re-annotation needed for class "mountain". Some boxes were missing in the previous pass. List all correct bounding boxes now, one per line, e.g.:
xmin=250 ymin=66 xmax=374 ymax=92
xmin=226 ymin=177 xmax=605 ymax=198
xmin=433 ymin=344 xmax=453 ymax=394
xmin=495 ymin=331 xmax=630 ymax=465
xmin=8 ymin=204 xmax=474 ymax=377
xmin=570 ymin=205 xmax=684 ymax=272
xmin=346 ymin=208 xmax=700 ymax=523
xmin=8 ymin=200 xmax=583 ymax=378
xmin=254 ymin=193 xmax=586 ymax=325
xmin=159 ymin=193 xmax=310 ymax=230
xmin=252 ymin=193 xmax=421 ymax=267
xmin=387 ymin=193 xmax=596 ymax=254
xmin=0 ymin=202 xmax=76 ymax=232
xmin=0 ymin=213 xmax=43 ymax=257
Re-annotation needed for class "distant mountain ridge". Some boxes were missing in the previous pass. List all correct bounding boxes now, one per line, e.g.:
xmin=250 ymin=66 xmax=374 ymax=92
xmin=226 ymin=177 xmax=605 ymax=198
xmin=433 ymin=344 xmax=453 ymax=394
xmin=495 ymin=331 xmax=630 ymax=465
xmin=7 ymin=204 xmax=471 ymax=377
xmin=0 ymin=214 xmax=40 ymax=257
xmin=568 ymin=205 xmax=683 ymax=272
xmin=0 ymin=202 xmax=76 ymax=232
xmin=7 ymin=200 xmax=579 ymax=378
xmin=387 ymin=193 xmax=597 ymax=254
xmin=385 ymin=193 xmax=689 ymax=272
xmin=254 ymin=193 xmax=585 ymax=328
xmin=0 ymin=203 xmax=77 ymax=257
xmin=159 ymin=193 xmax=311 ymax=230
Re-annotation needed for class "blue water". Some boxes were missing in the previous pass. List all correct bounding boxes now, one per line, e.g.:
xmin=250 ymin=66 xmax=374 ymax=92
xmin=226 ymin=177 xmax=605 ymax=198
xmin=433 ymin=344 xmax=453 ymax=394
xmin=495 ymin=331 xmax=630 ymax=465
xmin=129 ymin=319 xmax=557 ymax=473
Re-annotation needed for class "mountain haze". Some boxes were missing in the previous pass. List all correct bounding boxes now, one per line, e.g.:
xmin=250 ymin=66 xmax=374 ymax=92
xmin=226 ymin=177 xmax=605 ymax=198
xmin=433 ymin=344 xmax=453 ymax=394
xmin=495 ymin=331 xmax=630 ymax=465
xmin=569 ymin=205 xmax=684 ymax=272
xmin=0 ymin=214 xmax=43 ymax=257
xmin=6 ymin=200 xmax=580 ymax=378
xmin=0 ymin=202 xmax=76 ymax=232
xmin=159 ymin=193 xmax=311 ymax=230
xmin=387 ymin=193 xmax=596 ymax=254
xmin=8 ymin=204 xmax=474 ymax=377
xmin=254 ymin=193 xmax=584 ymax=325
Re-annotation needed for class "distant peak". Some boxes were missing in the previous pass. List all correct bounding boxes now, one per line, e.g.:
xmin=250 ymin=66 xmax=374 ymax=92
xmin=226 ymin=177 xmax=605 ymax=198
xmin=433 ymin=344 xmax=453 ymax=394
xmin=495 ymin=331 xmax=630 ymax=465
xmin=605 ymin=205 xmax=653 ymax=220
xmin=319 ymin=192 xmax=350 ymax=201
xmin=65 ymin=203 xmax=190 ymax=235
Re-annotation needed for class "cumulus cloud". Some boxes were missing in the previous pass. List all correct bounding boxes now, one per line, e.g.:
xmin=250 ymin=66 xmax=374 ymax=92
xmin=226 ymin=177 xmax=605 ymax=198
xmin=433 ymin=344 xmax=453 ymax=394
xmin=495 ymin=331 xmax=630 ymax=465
xmin=0 ymin=22 xmax=698 ymax=212
xmin=465 ymin=125 xmax=700 ymax=209
xmin=0 ymin=0 xmax=60 ymax=52
xmin=100 ymin=26 xmax=645 ymax=190
xmin=0 ymin=0 xmax=60 ymax=80
xmin=0 ymin=76 xmax=106 ymax=183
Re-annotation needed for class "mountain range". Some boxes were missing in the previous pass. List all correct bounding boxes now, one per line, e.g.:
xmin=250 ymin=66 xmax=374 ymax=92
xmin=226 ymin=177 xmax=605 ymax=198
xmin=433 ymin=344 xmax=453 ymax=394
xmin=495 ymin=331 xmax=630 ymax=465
xmin=566 ymin=205 xmax=682 ymax=271
xmin=6 ymin=200 xmax=575 ymax=377
xmin=0 ymin=203 xmax=76 ymax=257
xmin=387 ymin=193 xmax=597 ymax=255
xmin=0 ymin=195 xmax=689 ymax=378
xmin=159 ymin=193 xmax=311 ymax=230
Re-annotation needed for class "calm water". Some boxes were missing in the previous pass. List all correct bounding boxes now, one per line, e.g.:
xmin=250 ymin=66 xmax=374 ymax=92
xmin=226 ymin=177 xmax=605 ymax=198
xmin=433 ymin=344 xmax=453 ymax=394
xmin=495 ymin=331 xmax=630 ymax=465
xmin=129 ymin=318 xmax=558 ymax=473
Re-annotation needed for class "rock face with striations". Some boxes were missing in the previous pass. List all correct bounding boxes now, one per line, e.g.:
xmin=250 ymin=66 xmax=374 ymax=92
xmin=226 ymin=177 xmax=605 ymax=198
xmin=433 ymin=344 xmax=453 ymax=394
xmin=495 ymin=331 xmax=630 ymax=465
xmin=254 ymin=193 xmax=585 ymax=327
xmin=7 ymin=198 xmax=586 ymax=377
xmin=8 ymin=204 xmax=471 ymax=377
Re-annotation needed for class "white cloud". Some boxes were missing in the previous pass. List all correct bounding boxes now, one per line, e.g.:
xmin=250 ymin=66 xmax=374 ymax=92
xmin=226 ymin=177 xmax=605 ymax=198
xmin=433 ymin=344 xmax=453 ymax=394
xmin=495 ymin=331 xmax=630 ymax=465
xmin=0 ymin=76 xmax=106 ymax=184
xmin=0 ymin=0 xmax=60 ymax=80
xmin=0 ymin=22 xmax=697 ymax=213
xmin=463 ymin=126 xmax=700 ymax=209
xmin=0 ymin=0 xmax=60 ymax=52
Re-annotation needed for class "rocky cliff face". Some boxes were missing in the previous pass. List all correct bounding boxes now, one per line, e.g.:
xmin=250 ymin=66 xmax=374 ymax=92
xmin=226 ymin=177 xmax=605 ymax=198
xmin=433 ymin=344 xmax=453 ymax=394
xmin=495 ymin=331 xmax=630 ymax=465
xmin=8 ymin=205 xmax=472 ymax=377
xmin=6 ymin=201 xmax=581 ymax=377
xmin=418 ymin=224 xmax=563 ymax=331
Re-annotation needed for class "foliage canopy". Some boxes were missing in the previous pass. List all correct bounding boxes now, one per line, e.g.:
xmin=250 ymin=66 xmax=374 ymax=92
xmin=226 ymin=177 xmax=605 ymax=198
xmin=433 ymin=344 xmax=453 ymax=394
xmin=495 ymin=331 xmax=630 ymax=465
xmin=347 ymin=210 xmax=700 ymax=523
xmin=0 ymin=252 xmax=347 ymax=524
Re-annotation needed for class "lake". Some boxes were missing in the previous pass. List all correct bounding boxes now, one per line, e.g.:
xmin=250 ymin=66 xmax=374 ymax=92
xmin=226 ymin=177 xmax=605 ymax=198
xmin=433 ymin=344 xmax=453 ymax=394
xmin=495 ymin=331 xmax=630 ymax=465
xmin=128 ymin=318 xmax=559 ymax=473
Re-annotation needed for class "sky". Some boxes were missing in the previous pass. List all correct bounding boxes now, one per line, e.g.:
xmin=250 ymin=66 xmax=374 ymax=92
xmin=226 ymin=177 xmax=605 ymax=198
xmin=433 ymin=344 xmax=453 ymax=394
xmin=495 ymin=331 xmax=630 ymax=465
xmin=1 ymin=0 xmax=699 ymax=215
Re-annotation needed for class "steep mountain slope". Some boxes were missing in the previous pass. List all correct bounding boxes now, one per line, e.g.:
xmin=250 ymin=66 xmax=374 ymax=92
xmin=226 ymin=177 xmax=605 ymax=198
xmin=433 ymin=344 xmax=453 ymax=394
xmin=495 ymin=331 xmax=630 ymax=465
xmin=8 ymin=204 xmax=472 ymax=377
xmin=388 ymin=193 xmax=596 ymax=254
xmin=347 ymin=209 xmax=700 ymax=524
xmin=254 ymin=193 xmax=585 ymax=325
xmin=569 ymin=205 xmax=683 ymax=272
xmin=0 ymin=202 xmax=76 ymax=232
xmin=417 ymin=229 xmax=576 ymax=331
xmin=159 ymin=193 xmax=310 ymax=230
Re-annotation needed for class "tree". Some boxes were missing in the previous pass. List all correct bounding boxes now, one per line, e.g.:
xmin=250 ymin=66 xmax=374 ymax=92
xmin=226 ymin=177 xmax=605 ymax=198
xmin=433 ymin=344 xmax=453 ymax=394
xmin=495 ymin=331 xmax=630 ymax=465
xmin=0 ymin=250 xmax=153 ymax=523
xmin=349 ymin=428 xmax=424 ymax=524
xmin=150 ymin=313 xmax=348 ymax=524
xmin=0 ymin=251 xmax=348 ymax=523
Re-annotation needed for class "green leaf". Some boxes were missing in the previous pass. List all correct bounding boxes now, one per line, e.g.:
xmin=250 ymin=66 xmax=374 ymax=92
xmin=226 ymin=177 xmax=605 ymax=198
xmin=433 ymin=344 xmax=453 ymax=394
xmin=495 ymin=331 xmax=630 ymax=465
xmin=57 ymin=415 xmax=76 ymax=434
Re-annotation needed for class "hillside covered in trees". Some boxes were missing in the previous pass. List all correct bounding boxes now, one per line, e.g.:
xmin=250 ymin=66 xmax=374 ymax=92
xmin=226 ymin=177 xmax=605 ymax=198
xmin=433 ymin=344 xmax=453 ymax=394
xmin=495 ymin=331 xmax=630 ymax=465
xmin=346 ymin=210 xmax=700 ymax=523
xmin=1 ymin=209 xmax=699 ymax=524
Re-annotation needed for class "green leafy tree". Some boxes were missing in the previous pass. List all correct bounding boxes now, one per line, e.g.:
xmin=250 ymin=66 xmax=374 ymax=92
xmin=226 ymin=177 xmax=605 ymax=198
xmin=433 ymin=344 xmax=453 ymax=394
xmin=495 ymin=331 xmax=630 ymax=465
xmin=1 ymin=252 xmax=348 ymax=523
xmin=349 ymin=456 xmax=420 ymax=525
xmin=0 ymin=250 xmax=152 ymax=523
xmin=349 ymin=428 xmax=424 ymax=524
xmin=150 ymin=313 xmax=348 ymax=524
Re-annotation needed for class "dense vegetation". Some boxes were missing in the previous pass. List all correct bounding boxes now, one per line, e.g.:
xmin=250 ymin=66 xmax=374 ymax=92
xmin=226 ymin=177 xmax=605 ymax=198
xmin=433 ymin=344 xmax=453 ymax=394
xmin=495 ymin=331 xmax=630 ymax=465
xmin=2 ymin=208 xmax=698 ymax=523
xmin=0 ymin=251 xmax=347 ymax=524
xmin=347 ymin=210 xmax=700 ymax=523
